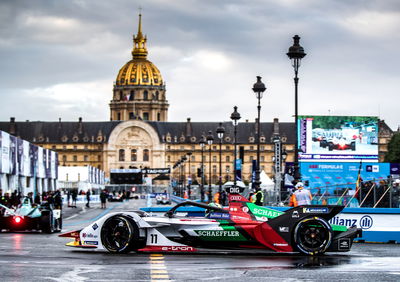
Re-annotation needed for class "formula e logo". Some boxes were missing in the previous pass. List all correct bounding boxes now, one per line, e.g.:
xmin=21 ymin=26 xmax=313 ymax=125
xmin=359 ymin=215 xmax=373 ymax=230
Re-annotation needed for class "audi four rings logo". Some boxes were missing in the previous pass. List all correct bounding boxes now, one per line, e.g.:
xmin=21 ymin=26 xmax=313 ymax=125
xmin=359 ymin=215 xmax=373 ymax=230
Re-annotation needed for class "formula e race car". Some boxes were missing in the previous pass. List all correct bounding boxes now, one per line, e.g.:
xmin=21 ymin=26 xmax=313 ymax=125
xmin=60 ymin=194 xmax=361 ymax=255
xmin=0 ymin=197 xmax=62 ymax=233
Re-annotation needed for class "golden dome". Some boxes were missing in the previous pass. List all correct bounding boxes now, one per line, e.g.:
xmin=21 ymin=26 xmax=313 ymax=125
xmin=116 ymin=14 xmax=163 ymax=87
xmin=116 ymin=59 xmax=163 ymax=86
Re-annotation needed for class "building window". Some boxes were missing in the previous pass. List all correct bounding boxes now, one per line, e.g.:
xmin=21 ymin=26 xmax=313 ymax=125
xmin=212 ymin=156 xmax=217 ymax=162
xmin=155 ymin=91 xmax=159 ymax=100
xmin=63 ymin=145 xmax=66 ymax=150
xmin=261 ymin=156 xmax=265 ymax=162
xmin=143 ymin=149 xmax=149 ymax=161
xmin=261 ymin=146 xmax=265 ymax=151
xmin=119 ymin=149 xmax=125 ymax=162
xmin=73 ymin=145 xmax=77 ymax=150
xmin=157 ymin=113 xmax=161 ymax=121
xmin=129 ymin=90 xmax=135 ymax=101
xmin=226 ymin=156 xmax=230 ymax=162
xmin=131 ymin=149 xmax=137 ymax=161
xmin=225 ymin=146 xmax=230 ymax=150
xmin=226 ymin=165 xmax=230 ymax=173
xmin=143 ymin=90 xmax=148 ymax=100
xmin=84 ymin=155 xmax=88 ymax=162
xmin=167 ymin=155 xmax=171 ymax=162
xmin=62 ymin=155 xmax=67 ymax=164
xmin=97 ymin=155 xmax=101 ymax=161
xmin=143 ymin=112 xmax=149 ymax=120
xmin=51 ymin=145 xmax=56 ymax=150
xmin=73 ymin=155 xmax=77 ymax=162
xmin=250 ymin=146 xmax=254 ymax=151
xmin=212 ymin=165 xmax=217 ymax=173
xmin=117 ymin=113 xmax=121 ymax=120
xmin=129 ymin=112 xmax=135 ymax=119
xmin=250 ymin=156 xmax=254 ymax=161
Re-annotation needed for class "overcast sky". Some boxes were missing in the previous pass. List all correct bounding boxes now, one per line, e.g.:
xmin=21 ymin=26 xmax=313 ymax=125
xmin=1 ymin=0 xmax=399 ymax=130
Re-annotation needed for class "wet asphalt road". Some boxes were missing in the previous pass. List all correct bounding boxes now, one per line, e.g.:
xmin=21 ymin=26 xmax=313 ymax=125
xmin=1 ymin=200 xmax=400 ymax=282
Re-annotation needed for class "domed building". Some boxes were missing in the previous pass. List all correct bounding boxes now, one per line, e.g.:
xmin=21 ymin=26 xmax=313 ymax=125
xmin=109 ymin=14 xmax=168 ymax=122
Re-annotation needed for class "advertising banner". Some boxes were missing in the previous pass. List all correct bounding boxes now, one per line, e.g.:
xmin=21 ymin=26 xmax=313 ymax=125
xmin=1 ymin=131 xmax=10 ymax=174
xmin=10 ymin=135 xmax=17 ymax=175
xmin=301 ymin=162 xmax=390 ymax=192
xmin=51 ymin=151 xmax=57 ymax=179
xmin=37 ymin=147 xmax=44 ymax=178
xmin=298 ymin=116 xmax=379 ymax=162
xmin=23 ymin=141 xmax=30 ymax=176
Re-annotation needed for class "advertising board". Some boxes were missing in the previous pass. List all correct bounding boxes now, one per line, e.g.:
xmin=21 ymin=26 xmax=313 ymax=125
xmin=298 ymin=116 xmax=378 ymax=161
xmin=300 ymin=162 xmax=391 ymax=192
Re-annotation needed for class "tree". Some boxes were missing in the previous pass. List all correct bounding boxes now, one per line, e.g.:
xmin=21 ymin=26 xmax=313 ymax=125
xmin=384 ymin=133 xmax=400 ymax=163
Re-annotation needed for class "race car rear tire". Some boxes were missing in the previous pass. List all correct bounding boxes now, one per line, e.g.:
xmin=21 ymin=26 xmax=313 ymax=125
xmin=100 ymin=215 xmax=139 ymax=253
xmin=293 ymin=217 xmax=332 ymax=255
xmin=40 ymin=211 xmax=54 ymax=234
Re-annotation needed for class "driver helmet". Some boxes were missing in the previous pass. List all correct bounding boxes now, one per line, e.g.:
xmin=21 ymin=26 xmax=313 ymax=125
xmin=295 ymin=182 xmax=304 ymax=189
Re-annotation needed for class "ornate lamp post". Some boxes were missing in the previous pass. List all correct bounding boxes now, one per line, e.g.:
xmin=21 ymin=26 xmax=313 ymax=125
xmin=199 ymin=137 xmax=206 ymax=202
xmin=216 ymin=123 xmax=225 ymax=200
xmin=181 ymin=155 xmax=187 ymax=197
xmin=252 ymin=76 xmax=266 ymax=191
xmin=230 ymin=106 xmax=241 ymax=188
xmin=206 ymin=130 xmax=214 ymax=203
xmin=187 ymin=151 xmax=192 ymax=199
xmin=287 ymin=35 xmax=306 ymax=183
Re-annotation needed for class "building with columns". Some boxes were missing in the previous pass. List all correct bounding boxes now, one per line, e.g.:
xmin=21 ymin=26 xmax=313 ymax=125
xmin=0 ymin=14 xmax=394 ymax=187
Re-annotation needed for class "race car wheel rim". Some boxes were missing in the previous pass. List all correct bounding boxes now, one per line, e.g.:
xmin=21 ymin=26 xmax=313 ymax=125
xmin=101 ymin=215 xmax=134 ymax=253
xmin=294 ymin=217 xmax=332 ymax=255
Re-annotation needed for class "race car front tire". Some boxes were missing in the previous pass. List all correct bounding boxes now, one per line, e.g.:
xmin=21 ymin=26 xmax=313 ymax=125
xmin=100 ymin=215 xmax=139 ymax=253
xmin=293 ymin=217 xmax=333 ymax=255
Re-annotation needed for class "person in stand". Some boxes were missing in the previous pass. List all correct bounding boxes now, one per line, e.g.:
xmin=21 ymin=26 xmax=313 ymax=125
xmin=71 ymin=189 xmax=77 ymax=208
xmin=251 ymin=188 xmax=264 ymax=206
xmin=289 ymin=182 xmax=312 ymax=207
xmin=86 ymin=189 xmax=91 ymax=208
xmin=54 ymin=190 xmax=63 ymax=210
xmin=67 ymin=190 xmax=71 ymax=207
xmin=100 ymin=189 xmax=107 ymax=209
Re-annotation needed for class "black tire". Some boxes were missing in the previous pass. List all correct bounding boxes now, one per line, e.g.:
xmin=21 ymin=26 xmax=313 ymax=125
xmin=40 ymin=211 xmax=54 ymax=234
xmin=293 ymin=217 xmax=332 ymax=255
xmin=328 ymin=144 xmax=333 ymax=151
xmin=100 ymin=215 xmax=139 ymax=253
xmin=351 ymin=142 xmax=356 ymax=151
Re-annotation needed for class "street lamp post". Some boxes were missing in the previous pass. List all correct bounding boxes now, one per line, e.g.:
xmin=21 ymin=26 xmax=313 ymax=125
xmin=252 ymin=76 xmax=266 ymax=191
xmin=187 ymin=151 xmax=192 ymax=199
xmin=230 ymin=106 xmax=241 ymax=188
xmin=199 ymin=137 xmax=206 ymax=202
xmin=181 ymin=155 xmax=187 ymax=197
xmin=287 ymin=35 xmax=306 ymax=183
xmin=206 ymin=131 xmax=214 ymax=203
xmin=216 ymin=123 xmax=225 ymax=201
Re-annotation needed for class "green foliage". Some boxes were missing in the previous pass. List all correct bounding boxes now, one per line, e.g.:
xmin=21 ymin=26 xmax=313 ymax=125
xmin=384 ymin=133 xmax=400 ymax=163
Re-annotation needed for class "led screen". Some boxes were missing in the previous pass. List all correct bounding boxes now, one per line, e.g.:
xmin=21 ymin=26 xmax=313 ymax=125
xmin=298 ymin=116 xmax=379 ymax=161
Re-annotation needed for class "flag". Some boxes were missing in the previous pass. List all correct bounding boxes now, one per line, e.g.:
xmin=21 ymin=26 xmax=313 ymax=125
xmin=354 ymin=160 xmax=363 ymax=198
xmin=125 ymin=94 xmax=130 ymax=101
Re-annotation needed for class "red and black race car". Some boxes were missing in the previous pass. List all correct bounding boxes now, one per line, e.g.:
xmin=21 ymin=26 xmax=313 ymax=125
xmin=60 ymin=194 xmax=361 ymax=255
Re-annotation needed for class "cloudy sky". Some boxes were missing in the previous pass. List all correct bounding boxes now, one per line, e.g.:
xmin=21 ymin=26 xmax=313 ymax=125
xmin=1 ymin=0 xmax=399 ymax=130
